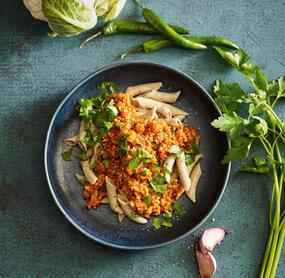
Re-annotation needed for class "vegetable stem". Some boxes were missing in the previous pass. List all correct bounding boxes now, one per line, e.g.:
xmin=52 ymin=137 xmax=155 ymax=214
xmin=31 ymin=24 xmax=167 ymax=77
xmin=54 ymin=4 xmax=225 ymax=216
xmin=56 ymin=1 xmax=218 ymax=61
xmin=80 ymin=31 xmax=102 ymax=48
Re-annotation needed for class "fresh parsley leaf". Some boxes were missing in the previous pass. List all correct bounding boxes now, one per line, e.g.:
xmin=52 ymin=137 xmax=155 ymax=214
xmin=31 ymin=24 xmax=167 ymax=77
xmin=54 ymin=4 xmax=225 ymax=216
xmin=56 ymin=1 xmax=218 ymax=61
xmin=62 ymin=148 xmax=73 ymax=161
xmin=137 ymin=149 xmax=152 ymax=159
xmin=98 ymin=82 xmax=119 ymax=99
xmin=76 ymin=151 xmax=87 ymax=161
xmin=214 ymin=47 xmax=256 ymax=77
xmin=222 ymin=136 xmax=254 ymax=163
xmin=129 ymin=157 xmax=141 ymax=170
xmin=242 ymin=157 xmax=270 ymax=174
xmin=152 ymin=163 xmax=160 ymax=171
xmin=128 ymin=149 xmax=153 ymax=170
xmin=144 ymin=195 xmax=152 ymax=206
xmin=170 ymin=145 xmax=180 ymax=154
xmin=89 ymin=162 xmax=98 ymax=170
xmin=245 ymin=116 xmax=268 ymax=137
xmin=185 ymin=153 xmax=195 ymax=165
xmin=189 ymin=144 xmax=200 ymax=155
xmin=153 ymin=213 xmax=173 ymax=229
xmin=211 ymin=112 xmax=244 ymax=137
xmin=276 ymin=76 xmax=285 ymax=99
xmin=150 ymin=173 xmax=168 ymax=193
xmin=173 ymin=203 xmax=187 ymax=216
xmin=213 ymin=80 xmax=246 ymax=114
xmin=102 ymin=159 xmax=109 ymax=168
xmin=118 ymin=135 xmax=128 ymax=157
xmin=153 ymin=217 xmax=162 ymax=229
xmin=253 ymin=67 xmax=268 ymax=92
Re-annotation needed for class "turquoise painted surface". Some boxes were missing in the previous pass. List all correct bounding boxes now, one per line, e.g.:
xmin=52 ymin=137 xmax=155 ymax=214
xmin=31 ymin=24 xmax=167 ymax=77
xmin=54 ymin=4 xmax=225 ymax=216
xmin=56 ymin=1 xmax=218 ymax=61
xmin=0 ymin=0 xmax=285 ymax=277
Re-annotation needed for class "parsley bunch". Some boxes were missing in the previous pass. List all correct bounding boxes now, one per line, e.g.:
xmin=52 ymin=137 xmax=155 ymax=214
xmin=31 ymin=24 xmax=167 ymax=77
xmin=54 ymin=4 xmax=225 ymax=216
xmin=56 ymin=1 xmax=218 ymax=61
xmin=79 ymin=82 xmax=119 ymax=144
xmin=212 ymin=47 xmax=285 ymax=278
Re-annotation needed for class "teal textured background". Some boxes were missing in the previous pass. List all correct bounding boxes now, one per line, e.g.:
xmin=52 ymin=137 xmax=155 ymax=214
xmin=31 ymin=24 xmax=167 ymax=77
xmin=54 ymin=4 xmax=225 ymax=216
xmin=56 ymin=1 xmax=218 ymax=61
xmin=1 ymin=0 xmax=285 ymax=277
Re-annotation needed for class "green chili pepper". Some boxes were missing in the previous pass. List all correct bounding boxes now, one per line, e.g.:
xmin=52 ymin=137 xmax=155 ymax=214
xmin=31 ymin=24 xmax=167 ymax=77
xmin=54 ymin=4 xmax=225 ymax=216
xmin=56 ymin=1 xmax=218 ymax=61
xmin=133 ymin=1 xmax=207 ymax=50
xmin=121 ymin=36 xmax=239 ymax=58
xmin=80 ymin=20 xmax=190 ymax=48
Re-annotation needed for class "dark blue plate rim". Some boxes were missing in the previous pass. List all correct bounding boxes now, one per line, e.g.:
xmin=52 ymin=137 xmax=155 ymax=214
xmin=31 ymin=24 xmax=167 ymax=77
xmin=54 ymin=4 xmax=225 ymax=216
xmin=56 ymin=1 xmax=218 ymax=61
xmin=44 ymin=62 xmax=231 ymax=250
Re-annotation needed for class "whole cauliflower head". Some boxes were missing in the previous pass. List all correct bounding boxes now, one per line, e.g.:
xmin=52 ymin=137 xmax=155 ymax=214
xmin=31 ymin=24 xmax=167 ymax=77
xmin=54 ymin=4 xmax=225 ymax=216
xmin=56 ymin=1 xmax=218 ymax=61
xmin=23 ymin=0 xmax=47 ymax=21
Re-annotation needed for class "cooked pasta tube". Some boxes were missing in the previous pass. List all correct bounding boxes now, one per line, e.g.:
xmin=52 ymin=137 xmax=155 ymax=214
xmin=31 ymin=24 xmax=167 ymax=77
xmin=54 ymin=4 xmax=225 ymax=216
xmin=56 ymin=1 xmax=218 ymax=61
xmin=176 ymin=152 xmax=191 ymax=191
xmin=75 ymin=173 xmax=87 ymax=185
xmin=118 ymin=213 xmax=125 ymax=223
xmin=101 ymin=197 xmax=109 ymax=204
xmin=86 ymin=148 xmax=94 ymax=159
xmin=64 ymin=134 xmax=79 ymax=146
xmin=81 ymin=161 xmax=98 ymax=184
xmin=186 ymin=163 xmax=202 ymax=203
xmin=125 ymin=82 xmax=162 ymax=96
xmin=142 ymin=90 xmax=181 ymax=103
xmin=164 ymin=154 xmax=176 ymax=182
xmin=136 ymin=97 xmax=188 ymax=116
xmin=165 ymin=117 xmax=183 ymax=127
xmin=187 ymin=154 xmax=203 ymax=175
xmin=137 ymin=106 xmax=158 ymax=120
xmin=117 ymin=194 xmax=148 ymax=224
xmin=78 ymin=120 xmax=87 ymax=151
xmin=174 ymin=115 xmax=186 ymax=121
xmin=89 ymin=143 xmax=100 ymax=167
xmin=105 ymin=177 xmax=124 ymax=214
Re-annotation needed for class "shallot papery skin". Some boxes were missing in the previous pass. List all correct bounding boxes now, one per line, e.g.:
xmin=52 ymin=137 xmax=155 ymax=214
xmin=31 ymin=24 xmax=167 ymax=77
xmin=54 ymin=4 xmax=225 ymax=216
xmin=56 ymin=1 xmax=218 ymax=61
xmin=199 ymin=228 xmax=228 ymax=254
xmin=196 ymin=243 xmax=217 ymax=278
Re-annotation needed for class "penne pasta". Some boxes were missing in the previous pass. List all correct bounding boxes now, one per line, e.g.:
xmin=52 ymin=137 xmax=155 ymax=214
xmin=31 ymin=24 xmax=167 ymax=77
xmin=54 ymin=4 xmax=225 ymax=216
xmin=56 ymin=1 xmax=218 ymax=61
xmin=125 ymin=82 xmax=162 ymax=96
xmin=81 ymin=161 xmax=98 ymax=184
xmin=187 ymin=154 xmax=203 ymax=176
xmin=176 ymin=152 xmax=191 ymax=191
xmin=64 ymin=134 xmax=79 ymax=146
xmin=136 ymin=106 xmax=158 ymax=120
xmin=117 ymin=194 xmax=148 ymax=224
xmin=165 ymin=117 xmax=183 ymax=127
xmin=118 ymin=213 xmax=125 ymax=223
xmin=78 ymin=120 xmax=87 ymax=151
xmin=101 ymin=197 xmax=109 ymax=204
xmin=75 ymin=173 xmax=87 ymax=185
xmin=136 ymin=97 xmax=172 ymax=117
xmin=86 ymin=147 xmax=94 ymax=159
xmin=136 ymin=97 xmax=188 ymax=116
xmin=164 ymin=154 xmax=176 ymax=183
xmin=186 ymin=163 xmax=202 ymax=203
xmin=142 ymin=90 xmax=181 ymax=103
xmin=89 ymin=143 xmax=101 ymax=167
xmin=174 ymin=115 xmax=186 ymax=121
xmin=105 ymin=176 xmax=124 ymax=214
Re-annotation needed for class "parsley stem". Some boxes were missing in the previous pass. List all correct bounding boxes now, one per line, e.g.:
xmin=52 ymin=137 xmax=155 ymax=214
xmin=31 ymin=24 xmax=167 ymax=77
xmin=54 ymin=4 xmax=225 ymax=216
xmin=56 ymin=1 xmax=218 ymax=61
xmin=259 ymin=138 xmax=271 ymax=158
xmin=270 ymin=223 xmax=285 ymax=277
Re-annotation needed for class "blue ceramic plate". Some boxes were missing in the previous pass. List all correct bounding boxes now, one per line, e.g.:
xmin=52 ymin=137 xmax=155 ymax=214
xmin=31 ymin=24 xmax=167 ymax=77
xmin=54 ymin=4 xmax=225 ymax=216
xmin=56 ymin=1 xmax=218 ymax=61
xmin=45 ymin=62 xmax=230 ymax=250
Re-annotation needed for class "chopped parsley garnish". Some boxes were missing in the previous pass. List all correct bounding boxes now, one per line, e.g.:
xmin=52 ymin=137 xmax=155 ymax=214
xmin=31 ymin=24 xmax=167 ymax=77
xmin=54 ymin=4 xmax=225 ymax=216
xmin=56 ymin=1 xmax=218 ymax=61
xmin=79 ymin=82 xmax=119 ymax=143
xmin=150 ymin=173 xmax=168 ymax=193
xmin=173 ymin=203 xmax=187 ymax=216
xmin=76 ymin=151 xmax=87 ymax=161
xmin=144 ymin=195 xmax=152 ymax=206
xmin=128 ymin=149 xmax=153 ymax=170
xmin=102 ymin=159 xmax=109 ymax=168
xmin=170 ymin=145 xmax=180 ymax=154
xmin=185 ymin=153 xmax=195 ymax=165
xmin=153 ymin=213 xmax=173 ymax=229
xmin=129 ymin=157 xmax=141 ymax=170
xmin=62 ymin=148 xmax=73 ymax=161
xmin=189 ymin=143 xmax=200 ymax=154
xmin=118 ymin=135 xmax=128 ymax=157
